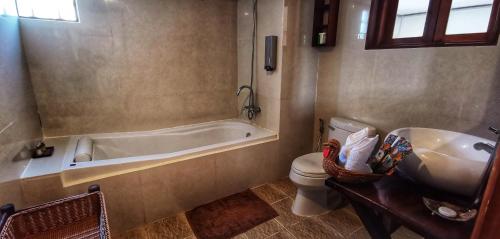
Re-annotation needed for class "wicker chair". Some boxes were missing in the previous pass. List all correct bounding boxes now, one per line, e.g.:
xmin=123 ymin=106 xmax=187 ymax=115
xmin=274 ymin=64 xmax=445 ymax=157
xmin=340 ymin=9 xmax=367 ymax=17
xmin=0 ymin=185 xmax=110 ymax=239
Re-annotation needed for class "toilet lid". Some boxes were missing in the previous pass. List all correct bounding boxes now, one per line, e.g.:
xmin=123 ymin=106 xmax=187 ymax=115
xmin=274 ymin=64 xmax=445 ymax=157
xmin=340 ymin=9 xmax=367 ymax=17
xmin=292 ymin=153 xmax=328 ymax=178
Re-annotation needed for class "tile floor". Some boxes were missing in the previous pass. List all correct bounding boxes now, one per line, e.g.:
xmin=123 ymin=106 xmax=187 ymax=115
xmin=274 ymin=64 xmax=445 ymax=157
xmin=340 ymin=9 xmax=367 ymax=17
xmin=118 ymin=178 xmax=424 ymax=239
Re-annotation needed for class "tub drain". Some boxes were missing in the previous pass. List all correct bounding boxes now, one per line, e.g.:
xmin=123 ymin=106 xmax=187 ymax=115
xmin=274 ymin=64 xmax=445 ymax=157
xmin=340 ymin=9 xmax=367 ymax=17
xmin=246 ymin=132 xmax=252 ymax=137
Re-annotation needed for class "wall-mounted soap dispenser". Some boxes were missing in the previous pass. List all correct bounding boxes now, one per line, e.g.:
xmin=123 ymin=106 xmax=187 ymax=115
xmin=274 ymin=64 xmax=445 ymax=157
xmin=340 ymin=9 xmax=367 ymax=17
xmin=265 ymin=36 xmax=277 ymax=72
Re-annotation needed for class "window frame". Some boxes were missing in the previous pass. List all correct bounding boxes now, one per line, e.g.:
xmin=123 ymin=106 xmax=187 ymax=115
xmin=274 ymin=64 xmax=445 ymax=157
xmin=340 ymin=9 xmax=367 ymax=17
xmin=1 ymin=0 xmax=79 ymax=22
xmin=365 ymin=0 xmax=500 ymax=49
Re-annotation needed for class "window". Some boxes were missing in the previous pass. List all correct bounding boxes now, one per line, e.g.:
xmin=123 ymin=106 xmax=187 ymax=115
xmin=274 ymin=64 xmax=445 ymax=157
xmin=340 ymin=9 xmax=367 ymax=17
xmin=0 ymin=0 xmax=78 ymax=22
xmin=393 ymin=0 xmax=431 ymax=38
xmin=366 ymin=0 xmax=500 ymax=49
xmin=0 ymin=0 xmax=17 ymax=16
xmin=445 ymin=0 xmax=494 ymax=35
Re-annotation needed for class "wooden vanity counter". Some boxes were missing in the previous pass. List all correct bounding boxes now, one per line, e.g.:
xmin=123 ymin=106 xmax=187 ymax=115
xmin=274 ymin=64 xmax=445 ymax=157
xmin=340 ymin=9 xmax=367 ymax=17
xmin=326 ymin=174 xmax=474 ymax=239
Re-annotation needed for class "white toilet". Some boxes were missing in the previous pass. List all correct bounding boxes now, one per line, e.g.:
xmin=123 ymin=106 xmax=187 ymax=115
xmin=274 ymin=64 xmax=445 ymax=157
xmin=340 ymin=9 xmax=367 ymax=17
xmin=289 ymin=117 xmax=376 ymax=216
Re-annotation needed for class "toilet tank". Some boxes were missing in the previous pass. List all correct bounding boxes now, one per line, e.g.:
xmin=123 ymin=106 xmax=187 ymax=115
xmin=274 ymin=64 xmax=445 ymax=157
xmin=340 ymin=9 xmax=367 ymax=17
xmin=328 ymin=117 xmax=376 ymax=145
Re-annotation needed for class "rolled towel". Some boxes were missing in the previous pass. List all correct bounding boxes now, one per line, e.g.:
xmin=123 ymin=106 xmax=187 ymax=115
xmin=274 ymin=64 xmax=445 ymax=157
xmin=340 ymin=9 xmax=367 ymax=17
xmin=339 ymin=127 xmax=371 ymax=165
xmin=74 ymin=137 xmax=93 ymax=162
xmin=346 ymin=127 xmax=371 ymax=145
xmin=345 ymin=135 xmax=379 ymax=173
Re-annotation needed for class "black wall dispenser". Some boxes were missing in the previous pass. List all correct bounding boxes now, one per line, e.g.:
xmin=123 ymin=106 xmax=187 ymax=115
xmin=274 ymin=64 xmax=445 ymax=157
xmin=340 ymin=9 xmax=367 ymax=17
xmin=264 ymin=36 xmax=277 ymax=72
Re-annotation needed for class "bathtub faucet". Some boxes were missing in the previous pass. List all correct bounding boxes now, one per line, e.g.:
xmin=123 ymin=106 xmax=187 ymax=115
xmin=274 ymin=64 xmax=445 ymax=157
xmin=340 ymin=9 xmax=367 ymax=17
xmin=236 ymin=85 xmax=261 ymax=120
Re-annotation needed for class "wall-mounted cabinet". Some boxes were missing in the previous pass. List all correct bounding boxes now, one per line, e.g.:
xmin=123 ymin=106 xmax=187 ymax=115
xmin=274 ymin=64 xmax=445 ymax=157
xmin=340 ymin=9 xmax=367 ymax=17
xmin=312 ymin=0 xmax=340 ymax=47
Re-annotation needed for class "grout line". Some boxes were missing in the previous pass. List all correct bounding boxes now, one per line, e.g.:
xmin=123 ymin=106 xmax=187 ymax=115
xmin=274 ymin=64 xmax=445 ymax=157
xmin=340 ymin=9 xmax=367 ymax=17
xmin=316 ymin=217 xmax=347 ymax=239
xmin=261 ymin=183 xmax=289 ymax=204
xmin=351 ymin=225 xmax=364 ymax=234
xmin=348 ymin=226 xmax=366 ymax=239
xmin=250 ymin=182 xmax=268 ymax=189
xmin=342 ymin=205 xmax=361 ymax=219
xmin=267 ymin=179 xmax=296 ymax=198
xmin=273 ymin=219 xmax=297 ymax=239
xmin=124 ymin=179 xmax=298 ymax=239
xmin=267 ymin=183 xmax=289 ymax=196
xmin=264 ymin=231 xmax=280 ymax=239
xmin=0 ymin=121 xmax=14 ymax=135
xmin=271 ymin=196 xmax=290 ymax=205
xmin=237 ymin=233 xmax=248 ymax=239
xmin=281 ymin=225 xmax=298 ymax=238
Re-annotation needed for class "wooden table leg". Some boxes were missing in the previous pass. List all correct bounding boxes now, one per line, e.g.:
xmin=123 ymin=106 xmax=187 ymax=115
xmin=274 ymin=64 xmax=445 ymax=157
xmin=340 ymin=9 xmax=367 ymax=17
xmin=350 ymin=200 xmax=392 ymax=239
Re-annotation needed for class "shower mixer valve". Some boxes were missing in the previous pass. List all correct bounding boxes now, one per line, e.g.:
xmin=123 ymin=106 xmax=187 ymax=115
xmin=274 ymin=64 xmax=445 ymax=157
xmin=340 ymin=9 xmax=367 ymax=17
xmin=237 ymin=0 xmax=260 ymax=121
xmin=236 ymin=85 xmax=261 ymax=120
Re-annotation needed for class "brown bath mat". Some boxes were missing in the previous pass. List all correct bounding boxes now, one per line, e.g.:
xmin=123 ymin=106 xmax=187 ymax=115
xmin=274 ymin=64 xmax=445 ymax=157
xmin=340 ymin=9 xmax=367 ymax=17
xmin=185 ymin=190 xmax=278 ymax=239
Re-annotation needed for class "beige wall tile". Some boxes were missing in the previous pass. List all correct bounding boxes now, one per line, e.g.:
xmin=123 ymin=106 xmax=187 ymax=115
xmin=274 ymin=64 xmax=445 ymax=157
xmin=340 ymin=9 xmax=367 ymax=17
xmin=21 ymin=0 xmax=238 ymax=136
xmin=64 ymin=172 xmax=146 ymax=235
xmin=315 ymin=0 xmax=500 ymax=140
xmin=277 ymin=0 xmax=318 ymax=169
xmin=0 ymin=180 xmax=25 ymax=209
xmin=237 ymin=0 xmax=283 ymax=130
xmin=139 ymin=155 xmax=217 ymax=223
xmin=0 ymin=15 xmax=43 ymax=216
xmin=12 ymin=139 xmax=283 ymax=233
xmin=21 ymin=175 xmax=65 ymax=206
xmin=0 ymin=16 xmax=41 ymax=179
xmin=215 ymin=141 xmax=280 ymax=198
xmin=256 ymin=94 xmax=281 ymax=131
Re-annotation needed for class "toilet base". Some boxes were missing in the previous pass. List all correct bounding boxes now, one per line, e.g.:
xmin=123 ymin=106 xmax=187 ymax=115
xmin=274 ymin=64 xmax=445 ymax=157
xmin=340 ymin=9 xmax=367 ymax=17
xmin=291 ymin=187 xmax=342 ymax=217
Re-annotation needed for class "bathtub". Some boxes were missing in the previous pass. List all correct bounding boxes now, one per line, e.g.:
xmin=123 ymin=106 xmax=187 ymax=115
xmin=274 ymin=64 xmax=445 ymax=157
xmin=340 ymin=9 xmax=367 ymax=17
xmin=60 ymin=119 xmax=277 ymax=186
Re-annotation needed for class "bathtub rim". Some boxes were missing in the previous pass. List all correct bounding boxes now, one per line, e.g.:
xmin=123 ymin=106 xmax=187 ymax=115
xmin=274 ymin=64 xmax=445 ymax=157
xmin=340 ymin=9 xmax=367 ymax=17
xmin=56 ymin=119 xmax=277 ymax=187
xmin=61 ymin=136 xmax=278 ymax=187
xmin=63 ymin=119 xmax=274 ymax=163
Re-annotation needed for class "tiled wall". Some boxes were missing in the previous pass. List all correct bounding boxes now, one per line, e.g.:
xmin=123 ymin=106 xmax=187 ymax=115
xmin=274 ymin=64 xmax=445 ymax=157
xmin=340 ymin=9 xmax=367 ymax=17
xmin=237 ymin=0 xmax=283 ymax=131
xmin=278 ymin=0 xmax=319 ymax=170
xmin=237 ymin=0 xmax=318 ymax=176
xmin=20 ymin=0 xmax=238 ymax=136
xmin=0 ymin=16 xmax=42 ymax=178
xmin=315 ymin=0 xmax=500 ymax=140
xmin=19 ymin=141 xmax=282 ymax=235
xmin=0 ymin=16 xmax=41 ymax=207
xmin=16 ymin=3 xmax=318 ymax=233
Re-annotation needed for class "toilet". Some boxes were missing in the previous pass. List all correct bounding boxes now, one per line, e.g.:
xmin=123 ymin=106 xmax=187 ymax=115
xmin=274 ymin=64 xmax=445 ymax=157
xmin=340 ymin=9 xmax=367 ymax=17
xmin=289 ymin=117 xmax=376 ymax=216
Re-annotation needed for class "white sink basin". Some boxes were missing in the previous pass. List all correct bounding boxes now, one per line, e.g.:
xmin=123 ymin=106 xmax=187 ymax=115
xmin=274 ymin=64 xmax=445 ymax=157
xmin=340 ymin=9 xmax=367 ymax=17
xmin=390 ymin=128 xmax=495 ymax=197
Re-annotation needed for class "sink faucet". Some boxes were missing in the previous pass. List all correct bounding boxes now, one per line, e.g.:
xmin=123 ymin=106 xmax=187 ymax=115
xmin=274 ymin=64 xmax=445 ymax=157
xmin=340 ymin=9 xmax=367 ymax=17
xmin=473 ymin=127 xmax=500 ymax=154
xmin=474 ymin=142 xmax=495 ymax=154
xmin=236 ymin=85 xmax=261 ymax=120
xmin=472 ymin=126 xmax=499 ymax=207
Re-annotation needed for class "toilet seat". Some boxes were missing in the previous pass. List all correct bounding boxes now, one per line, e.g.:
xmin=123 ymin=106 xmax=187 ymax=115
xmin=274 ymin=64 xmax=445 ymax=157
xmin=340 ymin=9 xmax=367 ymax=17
xmin=289 ymin=153 xmax=339 ymax=217
xmin=291 ymin=153 xmax=329 ymax=178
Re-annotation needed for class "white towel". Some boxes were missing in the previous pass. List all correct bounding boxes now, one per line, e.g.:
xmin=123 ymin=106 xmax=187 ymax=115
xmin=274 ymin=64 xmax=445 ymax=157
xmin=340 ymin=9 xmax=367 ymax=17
xmin=346 ymin=127 xmax=371 ymax=145
xmin=345 ymin=135 xmax=379 ymax=173
xmin=339 ymin=127 xmax=371 ymax=165
xmin=74 ymin=137 xmax=93 ymax=162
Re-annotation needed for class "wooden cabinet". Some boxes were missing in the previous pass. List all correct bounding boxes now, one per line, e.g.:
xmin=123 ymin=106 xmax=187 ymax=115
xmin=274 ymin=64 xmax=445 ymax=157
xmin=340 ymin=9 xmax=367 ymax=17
xmin=312 ymin=0 xmax=340 ymax=47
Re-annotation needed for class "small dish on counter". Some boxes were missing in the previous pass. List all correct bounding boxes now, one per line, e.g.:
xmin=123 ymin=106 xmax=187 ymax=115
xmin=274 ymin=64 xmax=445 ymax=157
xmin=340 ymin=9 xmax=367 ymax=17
xmin=423 ymin=197 xmax=477 ymax=222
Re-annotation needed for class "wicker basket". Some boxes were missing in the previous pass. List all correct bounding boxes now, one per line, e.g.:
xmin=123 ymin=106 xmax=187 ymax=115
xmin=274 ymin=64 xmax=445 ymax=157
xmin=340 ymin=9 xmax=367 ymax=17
xmin=0 ymin=186 xmax=110 ymax=239
xmin=322 ymin=140 xmax=385 ymax=184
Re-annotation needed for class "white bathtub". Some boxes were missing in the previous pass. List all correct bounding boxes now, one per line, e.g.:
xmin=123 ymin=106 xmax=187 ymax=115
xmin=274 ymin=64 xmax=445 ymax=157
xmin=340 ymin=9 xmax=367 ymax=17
xmin=60 ymin=119 xmax=277 ymax=186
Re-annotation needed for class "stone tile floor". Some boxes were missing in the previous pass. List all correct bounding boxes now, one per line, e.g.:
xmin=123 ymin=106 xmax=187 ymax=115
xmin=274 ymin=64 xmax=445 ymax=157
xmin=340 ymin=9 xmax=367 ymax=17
xmin=119 ymin=178 xmax=424 ymax=239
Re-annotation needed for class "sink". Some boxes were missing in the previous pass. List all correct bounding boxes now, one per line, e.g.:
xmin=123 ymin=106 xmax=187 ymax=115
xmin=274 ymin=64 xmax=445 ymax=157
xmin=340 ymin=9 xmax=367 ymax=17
xmin=389 ymin=128 xmax=495 ymax=197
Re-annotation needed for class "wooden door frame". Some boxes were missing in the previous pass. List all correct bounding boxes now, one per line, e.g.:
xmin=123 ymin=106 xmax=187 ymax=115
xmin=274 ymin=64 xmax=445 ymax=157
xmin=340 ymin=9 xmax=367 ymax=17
xmin=471 ymin=137 xmax=500 ymax=239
